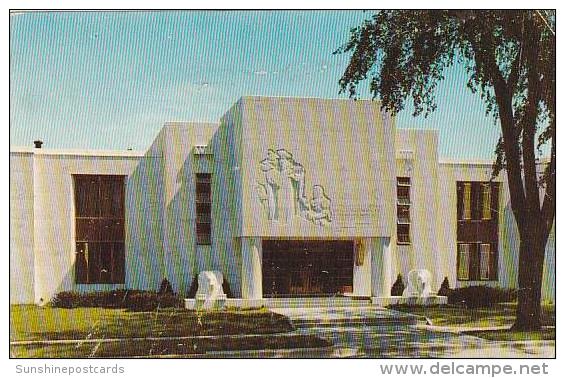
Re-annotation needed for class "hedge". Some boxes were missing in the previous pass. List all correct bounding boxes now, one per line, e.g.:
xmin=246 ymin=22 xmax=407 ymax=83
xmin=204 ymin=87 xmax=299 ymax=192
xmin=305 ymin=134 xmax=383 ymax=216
xmin=50 ymin=290 xmax=183 ymax=311
xmin=447 ymin=285 xmax=517 ymax=308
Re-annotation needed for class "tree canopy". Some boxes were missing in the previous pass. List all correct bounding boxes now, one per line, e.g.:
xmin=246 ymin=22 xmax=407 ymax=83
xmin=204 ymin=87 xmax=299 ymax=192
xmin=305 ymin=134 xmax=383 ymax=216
xmin=335 ymin=9 xmax=554 ymax=236
xmin=335 ymin=10 xmax=555 ymax=330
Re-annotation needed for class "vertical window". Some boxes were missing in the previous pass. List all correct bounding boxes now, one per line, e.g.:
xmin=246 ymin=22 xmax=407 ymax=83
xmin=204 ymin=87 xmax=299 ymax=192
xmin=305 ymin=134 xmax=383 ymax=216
xmin=396 ymin=177 xmax=411 ymax=244
xmin=479 ymin=243 xmax=491 ymax=280
xmin=462 ymin=182 xmax=472 ymax=220
xmin=456 ymin=181 xmax=499 ymax=281
xmin=481 ymin=183 xmax=492 ymax=220
xmin=74 ymin=175 xmax=125 ymax=284
xmin=195 ymin=173 xmax=212 ymax=245
xmin=457 ymin=243 xmax=470 ymax=280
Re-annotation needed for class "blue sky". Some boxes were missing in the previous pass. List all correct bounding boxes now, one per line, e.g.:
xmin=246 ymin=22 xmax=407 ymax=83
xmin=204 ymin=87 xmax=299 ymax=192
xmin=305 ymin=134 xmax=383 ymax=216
xmin=10 ymin=10 xmax=501 ymax=158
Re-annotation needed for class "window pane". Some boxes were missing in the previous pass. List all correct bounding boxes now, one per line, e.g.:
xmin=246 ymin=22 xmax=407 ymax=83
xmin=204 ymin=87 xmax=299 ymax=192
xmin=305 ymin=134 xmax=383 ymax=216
xmin=397 ymin=224 xmax=410 ymax=244
xmin=397 ymin=186 xmax=410 ymax=204
xmin=482 ymin=184 xmax=492 ymax=219
xmin=75 ymin=177 xmax=99 ymax=217
xmin=100 ymin=219 xmax=124 ymax=241
xmin=196 ymin=223 xmax=211 ymax=245
xmin=75 ymin=242 xmax=89 ymax=284
xmin=197 ymin=235 xmax=211 ymax=245
xmin=196 ymin=182 xmax=211 ymax=194
xmin=100 ymin=178 xmax=124 ymax=218
xmin=113 ymin=243 xmax=125 ymax=283
xmin=87 ymin=243 xmax=101 ymax=284
xmin=458 ymin=244 xmax=470 ymax=280
xmin=463 ymin=183 xmax=471 ymax=219
xmin=491 ymin=183 xmax=499 ymax=216
xmin=196 ymin=212 xmax=211 ymax=223
xmin=397 ymin=205 xmax=410 ymax=223
xmin=99 ymin=242 xmax=113 ymax=284
xmin=196 ymin=203 xmax=211 ymax=215
xmin=480 ymin=243 xmax=491 ymax=280
xmin=196 ymin=173 xmax=212 ymax=183
xmin=76 ymin=219 xmax=100 ymax=241
xmin=397 ymin=177 xmax=410 ymax=185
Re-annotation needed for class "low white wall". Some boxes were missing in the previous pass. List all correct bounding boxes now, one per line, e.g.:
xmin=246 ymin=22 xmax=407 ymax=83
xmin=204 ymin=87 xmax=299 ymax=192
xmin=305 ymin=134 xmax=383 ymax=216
xmin=10 ymin=152 xmax=36 ymax=304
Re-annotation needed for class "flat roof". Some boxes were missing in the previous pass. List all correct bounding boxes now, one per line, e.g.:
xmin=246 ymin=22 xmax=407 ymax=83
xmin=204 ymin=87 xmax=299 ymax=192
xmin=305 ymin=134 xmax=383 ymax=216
xmin=10 ymin=147 xmax=145 ymax=158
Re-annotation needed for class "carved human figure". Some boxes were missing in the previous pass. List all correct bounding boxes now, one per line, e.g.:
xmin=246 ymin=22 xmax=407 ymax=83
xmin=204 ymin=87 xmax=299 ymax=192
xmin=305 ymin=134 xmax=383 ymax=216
xmin=259 ymin=149 xmax=280 ymax=220
xmin=277 ymin=149 xmax=298 ymax=223
xmin=257 ymin=148 xmax=332 ymax=227
xmin=293 ymin=163 xmax=309 ymax=216
xmin=256 ymin=184 xmax=269 ymax=217
xmin=309 ymin=185 xmax=332 ymax=226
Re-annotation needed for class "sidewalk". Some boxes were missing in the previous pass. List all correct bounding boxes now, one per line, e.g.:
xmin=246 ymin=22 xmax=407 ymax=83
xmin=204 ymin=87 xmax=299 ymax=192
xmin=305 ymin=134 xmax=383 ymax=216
xmin=272 ymin=306 xmax=556 ymax=358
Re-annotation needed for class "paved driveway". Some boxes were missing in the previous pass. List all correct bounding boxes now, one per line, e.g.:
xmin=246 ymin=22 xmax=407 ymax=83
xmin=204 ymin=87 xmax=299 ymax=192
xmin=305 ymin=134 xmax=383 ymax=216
xmin=268 ymin=306 xmax=555 ymax=358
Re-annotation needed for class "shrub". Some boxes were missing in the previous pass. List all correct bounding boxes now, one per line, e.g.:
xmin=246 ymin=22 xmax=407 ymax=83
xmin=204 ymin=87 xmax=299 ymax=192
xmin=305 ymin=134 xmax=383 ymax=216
xmin=186 ymin=276 xmax=199 ymax=298
xmin=51 ymin=290 xmax=133 ymax=309
xmin=125 ymin=292 xmax=182 ymax=311
xmin=438 ymin=277 xmax=451 ymax=297
xmin=447 ymin=286 xmax=517 ymax=308
xmin=222 ymin=278 xmax=233 ymax=298
xmin=50 ymin=290 xmax=183 ymax=311
xmin=50 ymin=291 xmax=84 ymax=308
xmin=391 ymin=274 xmax=405 ymax=296
xmin=159 ymin=278 xmax=175 ymax=295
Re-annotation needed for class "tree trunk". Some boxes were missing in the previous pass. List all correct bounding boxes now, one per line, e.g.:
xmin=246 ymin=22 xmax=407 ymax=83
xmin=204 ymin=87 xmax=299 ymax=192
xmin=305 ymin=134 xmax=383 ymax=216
xmin=513 ymin=229 xmax=546 ymax=331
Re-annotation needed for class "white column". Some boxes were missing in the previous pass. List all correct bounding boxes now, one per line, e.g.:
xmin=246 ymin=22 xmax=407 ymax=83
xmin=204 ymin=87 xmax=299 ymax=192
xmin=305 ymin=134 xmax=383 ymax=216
xmin=241 ymin=237 xmax=262 ymax=299
xmin=371 ymin=237 xmax=392 ymax=298
xmin=353 ymin=239 xmax=372 ymax=297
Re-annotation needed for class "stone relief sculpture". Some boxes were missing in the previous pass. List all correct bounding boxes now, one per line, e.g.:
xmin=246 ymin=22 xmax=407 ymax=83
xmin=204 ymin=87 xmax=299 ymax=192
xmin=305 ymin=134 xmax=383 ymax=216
xmin=256 ymin=148 xmax=332 ymax=226
xmin=307 ymin=185 xmax=332 ymax=226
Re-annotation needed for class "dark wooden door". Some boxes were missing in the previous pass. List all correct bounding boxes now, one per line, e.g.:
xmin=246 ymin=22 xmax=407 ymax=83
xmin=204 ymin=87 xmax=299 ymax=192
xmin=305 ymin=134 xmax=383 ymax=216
xmin=262 ymin=240 xmax=354 ymax=297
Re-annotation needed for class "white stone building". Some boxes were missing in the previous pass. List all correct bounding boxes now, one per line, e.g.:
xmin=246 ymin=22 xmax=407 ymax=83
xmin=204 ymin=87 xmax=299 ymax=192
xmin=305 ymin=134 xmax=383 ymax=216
xmin=9 ymin=97 xmax=555 ymax=305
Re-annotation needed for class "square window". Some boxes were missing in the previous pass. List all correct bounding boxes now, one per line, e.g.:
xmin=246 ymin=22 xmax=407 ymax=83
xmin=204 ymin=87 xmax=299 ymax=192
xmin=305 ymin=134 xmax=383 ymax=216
xmin=397 ymin=224 xmax=410 ymax=244
xmin=397 ymin=186 xmax=410 ymax=204
xmin=397 ymin=205 xmax=410 ymax=223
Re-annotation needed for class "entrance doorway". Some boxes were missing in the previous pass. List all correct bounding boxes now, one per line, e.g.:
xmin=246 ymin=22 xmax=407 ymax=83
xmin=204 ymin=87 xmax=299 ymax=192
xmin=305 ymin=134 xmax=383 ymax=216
xmin=262 ymin=240 xmax=354 ymax=297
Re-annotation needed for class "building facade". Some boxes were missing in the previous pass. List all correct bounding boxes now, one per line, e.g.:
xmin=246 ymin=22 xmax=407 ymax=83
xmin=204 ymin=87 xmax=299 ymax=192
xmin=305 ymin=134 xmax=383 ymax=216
xmin=9 ymin=97 xmax=555 ymax=305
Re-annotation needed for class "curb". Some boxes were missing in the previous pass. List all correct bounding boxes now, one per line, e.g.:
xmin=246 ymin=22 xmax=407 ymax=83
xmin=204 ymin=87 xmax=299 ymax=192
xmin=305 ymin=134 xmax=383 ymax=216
xmin=123 ymin=345 xmax=336 ymax=359
xmin=10 ymin=332 xmax=309 ymax=346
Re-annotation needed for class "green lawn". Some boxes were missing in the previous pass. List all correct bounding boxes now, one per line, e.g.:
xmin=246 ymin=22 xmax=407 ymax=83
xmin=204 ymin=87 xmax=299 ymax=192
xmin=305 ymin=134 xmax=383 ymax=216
xmin=11 ymin=305 xmax=293 ymax=342
xmin=389 ymin=303 xmax=554 ymax=328
xmin=463 ymin=328 xmax=555 ymax=342
xmin=389 ymin=303 xmax=555 ymax=341
xmin=11 ymin=305 xmax=330 ymax=357
xmin=11 ymin=335 xmax=331 ymax=358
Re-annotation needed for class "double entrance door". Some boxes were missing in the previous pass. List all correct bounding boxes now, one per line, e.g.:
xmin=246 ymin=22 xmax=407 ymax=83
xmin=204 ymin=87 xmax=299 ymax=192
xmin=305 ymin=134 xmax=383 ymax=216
xmin=262 ymin=240 xmax=354 ymax=297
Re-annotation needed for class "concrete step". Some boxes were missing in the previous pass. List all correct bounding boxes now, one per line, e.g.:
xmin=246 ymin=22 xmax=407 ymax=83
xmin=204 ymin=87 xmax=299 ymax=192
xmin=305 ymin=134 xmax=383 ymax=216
xmin=290 ymin=316 xmax=419 ymax=328
xmin=265 ymin=298 xmax=372 ymax=309
xmin=270 ymin=306 xmax=423 ymax=328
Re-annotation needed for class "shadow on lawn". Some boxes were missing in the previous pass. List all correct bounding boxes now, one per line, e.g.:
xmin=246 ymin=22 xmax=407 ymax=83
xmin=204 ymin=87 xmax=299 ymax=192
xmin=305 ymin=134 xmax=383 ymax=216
xmin=26 ymin=309 xmax=295 ymax=342
xmin=388 ymin=303 xmax=555 ymax=328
